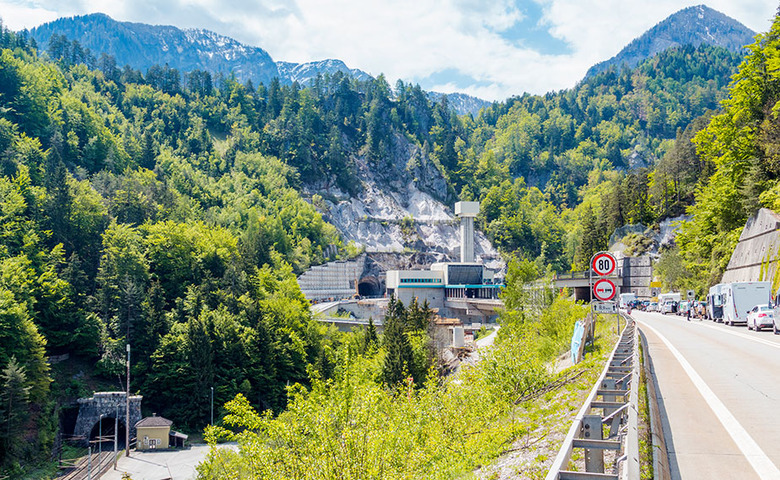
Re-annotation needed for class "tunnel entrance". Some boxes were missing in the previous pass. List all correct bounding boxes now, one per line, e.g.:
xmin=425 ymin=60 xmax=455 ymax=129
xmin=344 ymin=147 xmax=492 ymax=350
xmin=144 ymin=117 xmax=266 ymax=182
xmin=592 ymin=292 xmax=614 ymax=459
xmin=358 ymin=276 xmax=382 ymax=297
xmin=89 ymin=417 xmax=127 ymax=450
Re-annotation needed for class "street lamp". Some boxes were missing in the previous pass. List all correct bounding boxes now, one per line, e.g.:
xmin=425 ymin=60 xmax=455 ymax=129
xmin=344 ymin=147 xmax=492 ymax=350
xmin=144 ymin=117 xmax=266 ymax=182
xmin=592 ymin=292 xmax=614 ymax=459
xmin=210 ymin=386 xmax=214 ymax=426
xmin=125 ymin=343 xmax=130 ymax=457
xmin=99 ymin=414 xmax=103 ymax=456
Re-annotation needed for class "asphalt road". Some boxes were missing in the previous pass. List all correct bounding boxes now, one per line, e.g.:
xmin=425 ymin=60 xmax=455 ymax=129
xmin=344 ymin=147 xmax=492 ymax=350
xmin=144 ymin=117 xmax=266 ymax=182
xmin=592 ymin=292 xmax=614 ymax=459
xmin=634 ymin=310 xmax=780 ymax=480
xmin=100 ymin=443 xmax=237 ymax=480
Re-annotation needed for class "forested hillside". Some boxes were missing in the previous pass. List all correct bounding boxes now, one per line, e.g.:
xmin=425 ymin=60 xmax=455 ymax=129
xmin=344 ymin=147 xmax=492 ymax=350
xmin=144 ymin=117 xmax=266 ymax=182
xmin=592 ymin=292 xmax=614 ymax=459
xmin=0 ymin=6 xmax=764 ymax=475
xmin=676 ymin=13 xmax=780 ymax=290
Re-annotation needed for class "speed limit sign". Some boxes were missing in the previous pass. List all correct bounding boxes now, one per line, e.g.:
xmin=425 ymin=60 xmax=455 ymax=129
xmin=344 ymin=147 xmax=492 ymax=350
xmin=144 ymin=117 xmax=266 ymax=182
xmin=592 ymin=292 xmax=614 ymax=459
xmin=591 ymin=252 xmax=616 ymax=277
xmin=593 ymin=278 xmax=616 ymax=301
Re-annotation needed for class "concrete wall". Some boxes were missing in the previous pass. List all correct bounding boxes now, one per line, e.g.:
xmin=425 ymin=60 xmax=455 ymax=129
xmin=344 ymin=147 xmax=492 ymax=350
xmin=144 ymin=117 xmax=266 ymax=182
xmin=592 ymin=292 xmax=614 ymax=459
xmin=297 ymin=256 xmax=366 ymax=301
xmin=617 ymin=255 xmax=653 ymax=299
xmin=395 ymin=287 xmax=445 ymax=310
xmin=722 ymin=208 xmax=780 ymax=285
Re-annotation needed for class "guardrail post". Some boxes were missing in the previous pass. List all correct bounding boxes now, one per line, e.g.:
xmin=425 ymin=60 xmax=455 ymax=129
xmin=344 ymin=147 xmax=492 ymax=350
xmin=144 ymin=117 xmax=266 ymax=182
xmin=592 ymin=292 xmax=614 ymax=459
xmin=582 ymin=414 xmax=604 ymax=472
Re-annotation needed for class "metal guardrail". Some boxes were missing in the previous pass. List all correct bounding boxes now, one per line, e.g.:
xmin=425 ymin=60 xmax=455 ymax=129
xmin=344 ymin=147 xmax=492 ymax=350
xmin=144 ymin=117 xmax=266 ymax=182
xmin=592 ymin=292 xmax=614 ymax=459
xmin=555 ymin=271 xmax=590 ymax=280
xmin=546 ymin=314 xmax=640 ymax=480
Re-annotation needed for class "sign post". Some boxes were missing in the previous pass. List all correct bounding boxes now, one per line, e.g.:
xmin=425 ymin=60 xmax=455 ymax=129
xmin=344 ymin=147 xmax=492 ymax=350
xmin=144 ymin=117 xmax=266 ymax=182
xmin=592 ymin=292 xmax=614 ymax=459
xmin=590 ymin=251 xmax=620 ymax=332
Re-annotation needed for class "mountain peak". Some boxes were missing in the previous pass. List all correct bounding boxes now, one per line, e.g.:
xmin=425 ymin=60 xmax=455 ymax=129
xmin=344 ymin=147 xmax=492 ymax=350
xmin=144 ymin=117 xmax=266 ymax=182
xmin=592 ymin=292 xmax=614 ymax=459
xmin=28 ymin=14 xmax=376 ymax=89
xmin=585 ymin=5 xmax=756 ymax=78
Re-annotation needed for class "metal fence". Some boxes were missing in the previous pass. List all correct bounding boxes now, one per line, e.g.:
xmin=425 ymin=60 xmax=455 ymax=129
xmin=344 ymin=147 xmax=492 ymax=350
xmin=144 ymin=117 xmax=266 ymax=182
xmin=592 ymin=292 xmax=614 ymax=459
xmin=546 ymin=314 xmax=640 ymax=480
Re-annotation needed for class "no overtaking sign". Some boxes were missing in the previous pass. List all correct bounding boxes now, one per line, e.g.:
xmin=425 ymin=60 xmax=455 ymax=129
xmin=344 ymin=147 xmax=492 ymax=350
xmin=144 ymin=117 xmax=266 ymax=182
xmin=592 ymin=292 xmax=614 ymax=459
xmin=593 ymin=278 xmax=616 ymax=301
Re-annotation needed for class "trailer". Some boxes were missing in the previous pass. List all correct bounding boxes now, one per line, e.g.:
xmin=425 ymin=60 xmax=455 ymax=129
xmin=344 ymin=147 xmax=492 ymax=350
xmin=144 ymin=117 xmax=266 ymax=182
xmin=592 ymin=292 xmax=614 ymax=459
xmin=707 ymin=284 xmax=725 ymax=322
xmin=721 ymin=281 xmax=771 ymax=326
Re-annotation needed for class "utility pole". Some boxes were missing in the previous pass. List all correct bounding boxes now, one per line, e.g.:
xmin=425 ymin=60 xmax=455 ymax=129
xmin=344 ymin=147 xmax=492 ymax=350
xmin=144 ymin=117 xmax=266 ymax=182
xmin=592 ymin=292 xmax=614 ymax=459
xmin=210 ymin=386 xmax=214 ymax=426
xmin=125 ymin=343 xmax=130 ymax=457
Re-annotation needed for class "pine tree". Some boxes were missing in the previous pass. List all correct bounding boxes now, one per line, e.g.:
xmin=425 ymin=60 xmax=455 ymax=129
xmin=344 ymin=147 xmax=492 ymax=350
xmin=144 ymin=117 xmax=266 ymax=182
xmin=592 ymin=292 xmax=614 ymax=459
xmin=363 ymin=317 xmax=378 ymax=354
xmin=381 ymin=297 xmax=413 ymax=387
xmin=0 ymin=357 xmax=30 ymax=464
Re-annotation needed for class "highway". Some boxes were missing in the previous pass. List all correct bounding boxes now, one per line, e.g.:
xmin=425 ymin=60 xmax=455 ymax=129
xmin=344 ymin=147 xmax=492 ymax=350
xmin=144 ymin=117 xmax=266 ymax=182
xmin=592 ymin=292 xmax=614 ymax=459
xmin=634 ymin=310 xmax=780 ymax=480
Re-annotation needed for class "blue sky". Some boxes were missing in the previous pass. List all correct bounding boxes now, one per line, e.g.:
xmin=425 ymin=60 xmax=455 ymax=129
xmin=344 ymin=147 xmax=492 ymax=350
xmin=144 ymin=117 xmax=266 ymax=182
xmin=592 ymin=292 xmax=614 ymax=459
xmin=0 ymin=1 xmax=776 ymax=101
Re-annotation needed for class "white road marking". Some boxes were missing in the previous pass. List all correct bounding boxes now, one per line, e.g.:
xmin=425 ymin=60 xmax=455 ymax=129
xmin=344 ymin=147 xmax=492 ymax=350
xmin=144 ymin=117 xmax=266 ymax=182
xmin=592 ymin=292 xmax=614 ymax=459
xmin=695 ymin=321 xmax=780 ymax=350
xmin=638 ymin=319 xmax=780 ymax=480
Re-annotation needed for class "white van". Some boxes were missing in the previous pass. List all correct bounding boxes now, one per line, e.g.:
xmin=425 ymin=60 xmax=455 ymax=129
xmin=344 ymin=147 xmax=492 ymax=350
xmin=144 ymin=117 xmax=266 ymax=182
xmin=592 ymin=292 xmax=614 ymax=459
xmin=707 ymin=284 xmax=725 ymax=322
xmin=619 ymin=292 xmax=637 ymax=309
xmin=722 ymin=281 xmax=771 ymax=326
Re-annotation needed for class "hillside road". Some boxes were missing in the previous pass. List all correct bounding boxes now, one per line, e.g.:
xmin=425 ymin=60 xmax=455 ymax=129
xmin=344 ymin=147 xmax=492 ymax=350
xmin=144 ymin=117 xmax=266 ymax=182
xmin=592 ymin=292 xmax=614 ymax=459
xmin=634 ymin=310 xmax=780 ymax=480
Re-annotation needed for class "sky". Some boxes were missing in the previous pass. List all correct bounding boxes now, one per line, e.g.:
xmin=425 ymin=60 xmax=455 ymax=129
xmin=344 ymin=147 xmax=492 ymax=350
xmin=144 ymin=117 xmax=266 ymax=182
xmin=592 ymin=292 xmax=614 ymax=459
xmin=0 ymin=1 xmax=777 ymax=101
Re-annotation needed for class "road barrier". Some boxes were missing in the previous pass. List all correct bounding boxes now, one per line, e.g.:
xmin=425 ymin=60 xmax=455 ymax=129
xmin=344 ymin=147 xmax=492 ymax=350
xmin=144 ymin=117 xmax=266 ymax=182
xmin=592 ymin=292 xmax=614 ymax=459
xmin=546 ymin=314 xmax=640 ymax=480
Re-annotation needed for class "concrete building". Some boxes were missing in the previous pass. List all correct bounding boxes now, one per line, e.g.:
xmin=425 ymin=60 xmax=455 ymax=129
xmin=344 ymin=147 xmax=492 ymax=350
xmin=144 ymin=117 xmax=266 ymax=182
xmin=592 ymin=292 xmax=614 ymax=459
xmin=455 ymin=201 xmax=480 ymax=263
xmin=136 ymin=414 xmax=173 ymax=450
xmin=386 ymin=269 xmax=446 ymax=309
xmin=385 ymin=202 xmax=503 ymax=325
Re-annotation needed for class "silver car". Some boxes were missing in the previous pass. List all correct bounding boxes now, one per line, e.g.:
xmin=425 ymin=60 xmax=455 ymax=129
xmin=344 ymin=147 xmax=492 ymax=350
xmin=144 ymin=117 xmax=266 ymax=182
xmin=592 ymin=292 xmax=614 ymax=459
xmin=747 ymin=304 xmax=774 ymax=331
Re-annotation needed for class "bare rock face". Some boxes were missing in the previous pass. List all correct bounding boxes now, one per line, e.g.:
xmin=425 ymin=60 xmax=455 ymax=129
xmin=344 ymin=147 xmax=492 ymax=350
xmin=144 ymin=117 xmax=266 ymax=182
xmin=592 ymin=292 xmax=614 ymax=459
xmin=308 ymin=132 xmax=500 ymax=265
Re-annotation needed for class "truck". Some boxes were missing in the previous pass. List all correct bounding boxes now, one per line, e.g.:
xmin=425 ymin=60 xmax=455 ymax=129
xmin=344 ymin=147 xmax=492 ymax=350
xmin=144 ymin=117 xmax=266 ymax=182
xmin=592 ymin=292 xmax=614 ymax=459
xmin=707 ymin=284 xmax=725 ymax=322
xmin=721 ymin=281 xmax=771 ymax=326
xmin=619 ymin=292 xmax=637 ymax=309
xmin=658 ymin=292 xmax=681 ymax=314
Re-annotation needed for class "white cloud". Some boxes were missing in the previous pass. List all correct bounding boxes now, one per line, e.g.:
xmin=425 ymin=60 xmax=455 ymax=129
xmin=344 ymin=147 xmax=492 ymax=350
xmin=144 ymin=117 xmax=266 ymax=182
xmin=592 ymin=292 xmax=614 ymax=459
xmin=0 ymin=0 xmax=776 ymax=101
xmin=0 ymin=1 xmax=61 ymax=30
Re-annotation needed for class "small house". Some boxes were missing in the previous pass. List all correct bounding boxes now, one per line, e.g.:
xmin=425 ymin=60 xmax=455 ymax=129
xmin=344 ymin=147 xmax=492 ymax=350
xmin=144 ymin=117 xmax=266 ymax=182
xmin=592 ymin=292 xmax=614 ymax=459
xmin=135 ymin=414 xmax=172 ymax=450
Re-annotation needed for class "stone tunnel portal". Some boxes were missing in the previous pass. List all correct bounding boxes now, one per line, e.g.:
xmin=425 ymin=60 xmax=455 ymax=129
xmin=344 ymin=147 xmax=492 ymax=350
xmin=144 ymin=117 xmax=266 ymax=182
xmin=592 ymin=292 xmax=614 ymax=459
xmin=358 ymin=276 xmax=383 ymax=297
xmin=75 ymin=392 xmax=142 ymax=447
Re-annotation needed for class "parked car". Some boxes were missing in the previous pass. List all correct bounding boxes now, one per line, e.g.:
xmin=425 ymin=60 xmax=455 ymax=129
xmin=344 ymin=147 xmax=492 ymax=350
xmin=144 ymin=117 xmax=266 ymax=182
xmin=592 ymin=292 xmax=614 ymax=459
xmin=647 ymin=302 xmax=658 ymax=312
xmin=747 ymin=304 xmax=774 ymax=331
xmin=660 ymin=300 xmax=677 ymax=314
xmin=678 ymin=301 xmax=690 ymax=316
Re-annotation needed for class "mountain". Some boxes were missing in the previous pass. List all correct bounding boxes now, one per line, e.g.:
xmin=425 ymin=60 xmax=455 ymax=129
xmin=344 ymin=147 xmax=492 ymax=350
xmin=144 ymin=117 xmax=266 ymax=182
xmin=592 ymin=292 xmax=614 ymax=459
xmin=586 ymin=5 xmax=755 ymax=78
xmin=277 ymin=59 xmax=373 ymax=85
xmin=29 ymin=13 xmax=371 ymax=87
xmin=30 ymin=13 xmax=280 ymax=85
xmin=427 ymin=92 xmax=492 ymax=117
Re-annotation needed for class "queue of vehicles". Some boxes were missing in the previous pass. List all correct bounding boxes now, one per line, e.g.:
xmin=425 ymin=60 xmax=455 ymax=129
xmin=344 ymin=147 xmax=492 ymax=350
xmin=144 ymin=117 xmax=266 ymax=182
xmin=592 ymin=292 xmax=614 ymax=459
xmin=647 ymin=281 xmax=779 ymax=334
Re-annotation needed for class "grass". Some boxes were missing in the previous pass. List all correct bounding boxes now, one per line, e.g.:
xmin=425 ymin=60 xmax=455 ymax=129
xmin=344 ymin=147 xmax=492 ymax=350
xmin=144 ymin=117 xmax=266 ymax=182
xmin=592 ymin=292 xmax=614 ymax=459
xmin=638 ymin=339 xmax=654 ymax=480
xmin=474 ymin=320 xmax=618 ymax=479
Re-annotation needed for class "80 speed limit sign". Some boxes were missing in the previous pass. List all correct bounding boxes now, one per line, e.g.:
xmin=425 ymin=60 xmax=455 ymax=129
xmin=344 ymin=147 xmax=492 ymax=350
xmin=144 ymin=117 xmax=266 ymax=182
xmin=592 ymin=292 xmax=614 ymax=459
xmin=591 ymin=252 xmax=616 ymax=276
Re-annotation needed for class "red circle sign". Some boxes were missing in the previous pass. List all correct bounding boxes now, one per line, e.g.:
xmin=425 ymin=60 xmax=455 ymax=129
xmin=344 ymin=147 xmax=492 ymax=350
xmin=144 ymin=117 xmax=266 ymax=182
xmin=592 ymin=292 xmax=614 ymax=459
xmin=591 ymin=252 xmax=616 ymax=276
xmin=593 ymin=279 xmax=616 ymax=301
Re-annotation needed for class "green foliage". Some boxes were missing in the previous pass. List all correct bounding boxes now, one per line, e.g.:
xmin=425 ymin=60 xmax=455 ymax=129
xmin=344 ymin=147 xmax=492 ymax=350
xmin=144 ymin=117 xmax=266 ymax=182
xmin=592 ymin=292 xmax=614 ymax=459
xmin=654 ymin=244 xmax=694 ymax=292
xmin=198 ymin=294 xmax=590 ymax=479
xmin=676 ymin=14 xmax=780 ymax=287
xmin=381 ymin=297 xmax=434 ymax=387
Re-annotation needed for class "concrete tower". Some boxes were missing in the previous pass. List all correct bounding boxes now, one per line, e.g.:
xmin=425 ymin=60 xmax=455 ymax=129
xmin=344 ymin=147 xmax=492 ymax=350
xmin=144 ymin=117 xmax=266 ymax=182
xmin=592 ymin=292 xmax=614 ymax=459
xmin=455 ymin=201 xmax=479 ymax=263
